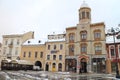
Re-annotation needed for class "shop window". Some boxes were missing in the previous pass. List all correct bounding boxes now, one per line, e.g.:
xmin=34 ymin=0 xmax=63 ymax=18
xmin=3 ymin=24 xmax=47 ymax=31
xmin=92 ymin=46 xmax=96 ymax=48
xmin=53 ymin=63 xmax=56 ymax=68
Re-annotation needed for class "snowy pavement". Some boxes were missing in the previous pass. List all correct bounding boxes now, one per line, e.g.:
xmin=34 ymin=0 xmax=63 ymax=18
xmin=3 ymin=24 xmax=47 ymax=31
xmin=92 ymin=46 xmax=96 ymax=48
xmin=0 ymin=71 xmax=118 ymax=80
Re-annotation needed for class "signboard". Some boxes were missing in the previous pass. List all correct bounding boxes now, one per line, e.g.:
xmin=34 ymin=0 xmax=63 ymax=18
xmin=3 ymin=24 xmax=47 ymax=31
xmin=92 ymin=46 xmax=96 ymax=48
xmin=51 ymin=50 xmax=58 ymax=53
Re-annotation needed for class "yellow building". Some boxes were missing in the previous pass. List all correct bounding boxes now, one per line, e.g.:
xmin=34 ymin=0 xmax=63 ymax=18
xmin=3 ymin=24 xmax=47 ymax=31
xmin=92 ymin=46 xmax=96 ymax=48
xmin=65 ymin=2 xmax=106 ymax=73
xmin=20 ymin=39 xmax=46 ymax=70
xmin=45 ymin=33 xmax=66 ymax=72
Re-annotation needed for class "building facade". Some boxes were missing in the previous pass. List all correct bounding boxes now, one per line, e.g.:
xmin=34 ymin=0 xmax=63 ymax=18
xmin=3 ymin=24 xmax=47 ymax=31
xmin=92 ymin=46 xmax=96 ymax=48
xmin=65 ymin=2 xmax=106 ymax=73
xmin=106 ymin=35 xmax=120 ymax=74
xmin=0 ymin=43 xmax=2 ymax=68
xmin=1 ymin=31 xmax=34 ymax=60
xmin=45 ymin=33 xmax=66 ymax=72
xmin=20 ymin=39 xmax=46 ymax=70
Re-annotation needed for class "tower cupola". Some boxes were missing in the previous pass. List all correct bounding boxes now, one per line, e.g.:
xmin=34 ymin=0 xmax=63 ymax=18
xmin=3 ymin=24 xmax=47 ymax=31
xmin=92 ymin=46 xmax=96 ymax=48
xmin=79 ymin=1 xmax=91 ymax=24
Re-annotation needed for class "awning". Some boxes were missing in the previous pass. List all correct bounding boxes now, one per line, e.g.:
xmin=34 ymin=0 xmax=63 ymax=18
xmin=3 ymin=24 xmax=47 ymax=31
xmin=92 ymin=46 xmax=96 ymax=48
xmin=17 ymin=60 xmax=33 ymax=65
xmin=1 ymin=59 xmax=34 ymax=65
xmin=10 ymin=60 xmax=18 ymax=64
xmin=1 ymin=59 xmax=11 ymax=63
xmin=112 ymin=59 xmax=120 ymax=62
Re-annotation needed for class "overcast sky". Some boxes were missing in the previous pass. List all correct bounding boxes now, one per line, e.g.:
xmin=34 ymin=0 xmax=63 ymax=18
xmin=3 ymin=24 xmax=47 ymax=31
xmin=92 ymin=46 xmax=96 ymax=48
xmin=0 ymin=0 xmax=120 ymax=42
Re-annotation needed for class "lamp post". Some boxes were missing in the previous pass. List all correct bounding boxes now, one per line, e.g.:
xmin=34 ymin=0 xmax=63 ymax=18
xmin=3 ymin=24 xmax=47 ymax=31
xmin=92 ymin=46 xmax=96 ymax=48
xmin=107 ymin=27 xmax=120 ymax=78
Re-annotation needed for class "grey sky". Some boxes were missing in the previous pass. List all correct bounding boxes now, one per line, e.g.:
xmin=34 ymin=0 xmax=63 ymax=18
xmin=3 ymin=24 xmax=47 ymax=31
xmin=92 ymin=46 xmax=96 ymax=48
xmin=0 ymin=0 xmax=120 ymax=42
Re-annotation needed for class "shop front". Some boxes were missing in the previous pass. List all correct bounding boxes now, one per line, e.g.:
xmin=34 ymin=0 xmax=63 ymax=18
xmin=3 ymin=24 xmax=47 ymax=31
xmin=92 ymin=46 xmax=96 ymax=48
xmin=91 ymin=55 xmax=106 ymax=73
xmin=65 ymin=56 xmax=77 ymax=72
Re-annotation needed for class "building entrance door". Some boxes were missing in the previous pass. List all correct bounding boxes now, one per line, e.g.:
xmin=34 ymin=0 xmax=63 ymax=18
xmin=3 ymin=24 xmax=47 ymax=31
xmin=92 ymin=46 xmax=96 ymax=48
xmin=80 ymin=58 xmax=87 ymax=73
xmin=45 ymin=63 xmax=49 ymax=71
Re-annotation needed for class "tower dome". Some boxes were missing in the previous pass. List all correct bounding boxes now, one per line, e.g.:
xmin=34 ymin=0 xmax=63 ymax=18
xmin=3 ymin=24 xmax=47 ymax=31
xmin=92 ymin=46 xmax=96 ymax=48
xmin=80 ymin=1 xmax=89 ymax=8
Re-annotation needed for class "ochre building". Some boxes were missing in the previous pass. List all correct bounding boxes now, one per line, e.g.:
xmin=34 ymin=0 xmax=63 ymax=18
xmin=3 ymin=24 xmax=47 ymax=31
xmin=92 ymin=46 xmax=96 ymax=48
xmin=45 ymin=33 xmax=66 ymax=72
xmin=65 ymin=2 xmax=106 ymax=73
xmin=20 ymin=39 xmax=46 ymax=70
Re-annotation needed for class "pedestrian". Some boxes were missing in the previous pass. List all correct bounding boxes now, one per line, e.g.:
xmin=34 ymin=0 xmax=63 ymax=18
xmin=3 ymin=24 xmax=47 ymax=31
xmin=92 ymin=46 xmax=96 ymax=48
xmin=79 ymin=66 xmax=82 ymax=74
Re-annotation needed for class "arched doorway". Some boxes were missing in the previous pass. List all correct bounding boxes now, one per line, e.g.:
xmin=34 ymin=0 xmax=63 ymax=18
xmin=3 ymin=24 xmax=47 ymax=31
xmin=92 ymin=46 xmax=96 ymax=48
xmin=80 ymin=58 xmax=87 ymax=73
xmin=58 ymin=63 xmax=62 ymax=71
xmin=35 ymin=61 xmax=42 ymax=68
xmin=52 ymin=63 xmax=56 ymax=71
xmin=45 ymin=62 xmax=49 ymax=71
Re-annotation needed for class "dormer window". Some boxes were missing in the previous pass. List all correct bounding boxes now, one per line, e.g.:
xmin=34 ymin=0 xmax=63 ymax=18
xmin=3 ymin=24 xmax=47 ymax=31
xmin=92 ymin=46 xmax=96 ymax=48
xmin=28 ymin=41 xmax=30 ymax=43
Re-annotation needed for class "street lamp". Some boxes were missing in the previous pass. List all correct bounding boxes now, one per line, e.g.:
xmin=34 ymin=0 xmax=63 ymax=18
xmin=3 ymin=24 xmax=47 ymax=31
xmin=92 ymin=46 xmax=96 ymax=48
xmin=107 ymin=26 xmax=120 ymax=78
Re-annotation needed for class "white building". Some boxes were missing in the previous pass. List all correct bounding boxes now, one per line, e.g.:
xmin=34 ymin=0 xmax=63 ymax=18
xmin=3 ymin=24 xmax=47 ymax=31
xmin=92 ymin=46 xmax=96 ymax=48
xmin=1 ymin=31 xmax=34 ymax=60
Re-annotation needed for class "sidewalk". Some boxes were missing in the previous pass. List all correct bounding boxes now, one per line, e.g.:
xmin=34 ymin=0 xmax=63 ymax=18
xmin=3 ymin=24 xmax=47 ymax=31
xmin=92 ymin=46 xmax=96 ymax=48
xmin=68 ymin=72 xmax=114 ymax=77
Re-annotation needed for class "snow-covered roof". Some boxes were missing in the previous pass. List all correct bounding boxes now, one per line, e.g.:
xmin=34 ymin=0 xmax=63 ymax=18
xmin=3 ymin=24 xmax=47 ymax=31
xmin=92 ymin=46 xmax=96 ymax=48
xmin=46 ymin=38 xmax=65 ymax=42
xmin=23 ymin=38 xmax=47 ymax=45
xmin=106 ymin=35 xmax=120 ymax=44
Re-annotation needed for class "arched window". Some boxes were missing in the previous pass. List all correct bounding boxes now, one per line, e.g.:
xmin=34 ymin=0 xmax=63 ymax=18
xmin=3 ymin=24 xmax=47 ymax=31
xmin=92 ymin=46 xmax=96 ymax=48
xmin=53 ymin=63 xmax=56 ymax=68
xmin=94 ymin=30 xmax=101 ymax=40
xmin=69 ymin=45 xmax=74 ymax=56
xmin=69 ymin=33 xmax=75 ymax=42
xmin=53 ymin=55 xmax=56 ymax=60
xmin=82 ymin=11 xmax=85 ymax=19
xmin=94 ymin=43 xmax=102 ymax=54
xmin=110 ymin=46 xmax=115 ymax=56
xmin=80 ymin=31 xmax=87 ymax=40
xmin=58 ymin=63 xmax=62 ymax=71
xmin=81 ymin=43 xmax=87 ymax=54
xmin=86 ymin=12 xmax=90 ymax=19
